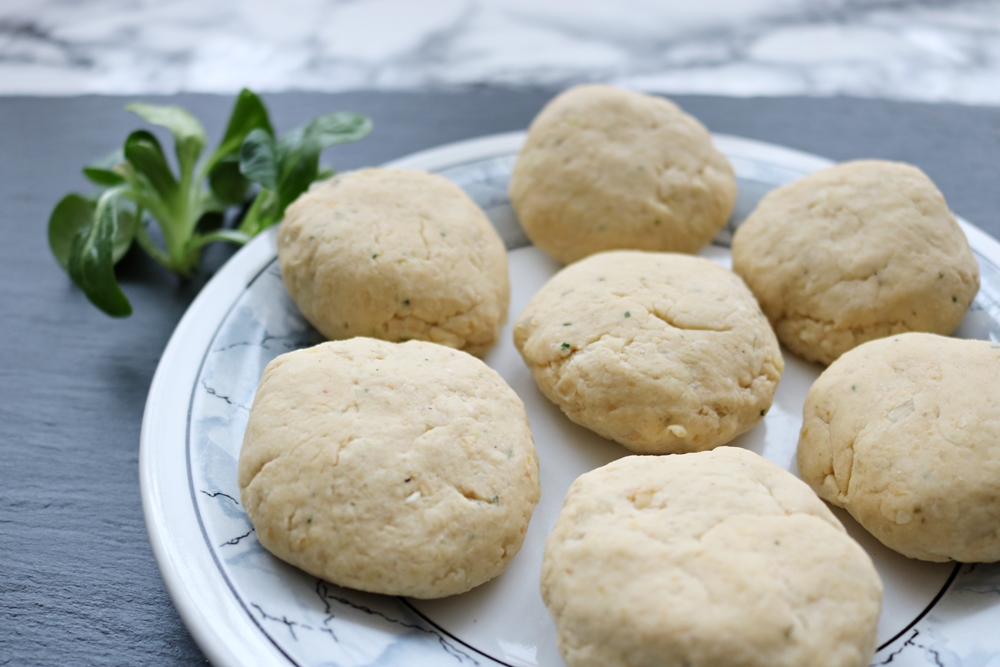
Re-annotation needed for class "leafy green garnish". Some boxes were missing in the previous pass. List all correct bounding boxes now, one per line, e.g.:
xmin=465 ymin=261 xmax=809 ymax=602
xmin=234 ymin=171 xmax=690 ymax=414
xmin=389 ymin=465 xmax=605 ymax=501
xmin=82 ymin=149 xmax=128 ymax=187
xmin=49 ymin=193 xmax=137 ymax=272
xmin=67 ymin=187 xmax=134 ymax=317
xmin=238 ymin=112 xmax=372 ymax=235
xmin=48 ymin=89 xmax=371 ymax=317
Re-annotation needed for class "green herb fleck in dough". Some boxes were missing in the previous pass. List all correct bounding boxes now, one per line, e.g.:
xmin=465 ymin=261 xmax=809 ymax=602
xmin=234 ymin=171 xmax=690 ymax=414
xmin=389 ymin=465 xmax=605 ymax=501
xmin=306 ymin=517 xmax=313 ymax=524
xmin=440 ymin=231 xmax=447 ymax=237
xmin=852 ymin=385 xmax=858 ymax=391
xmin=561 ymin=342 xmax=571 ymax=350
xmin=760 ymin=409 xmax=766 ymax=416
xmin=953 ymin=296 xmax=958 ymax=302
xmin=403 ymin=299 xmax=410 ymax=306
xmin=938 ymin=271 xmax=945 ymax=279
xmin=563 ymin=322 xmax=572 ymax=326
xmin=491 ymin=496 xmax=500 ymax=505
xmin=372 ymin=253 xmax=379 ymax=259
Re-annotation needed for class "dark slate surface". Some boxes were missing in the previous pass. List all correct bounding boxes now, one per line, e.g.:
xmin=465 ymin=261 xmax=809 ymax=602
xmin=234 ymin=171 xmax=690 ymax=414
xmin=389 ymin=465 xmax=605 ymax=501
xmin=1 ymin=90 xmax=999 ymax=666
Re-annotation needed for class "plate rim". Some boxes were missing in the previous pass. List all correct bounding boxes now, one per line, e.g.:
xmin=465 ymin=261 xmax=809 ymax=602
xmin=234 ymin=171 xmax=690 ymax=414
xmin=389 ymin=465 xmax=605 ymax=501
xmin=139 ymin=130 xmax=1000 ymax=667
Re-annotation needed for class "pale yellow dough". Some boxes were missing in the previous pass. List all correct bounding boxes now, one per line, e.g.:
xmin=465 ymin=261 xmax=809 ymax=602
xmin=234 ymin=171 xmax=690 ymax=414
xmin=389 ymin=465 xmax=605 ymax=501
xmin=238 ymin=338 xmax=541 ymax=598
xmin=277 ymin=168 xmax=510 ymax=356
xmin=541 ymin=448 xmax=883 ymax=667
xmin=732 ymin=160 xmax=979 ymax=365
xmin=798 ymin=332 xmax=1000 ymax=562
xmin=513 ymin=251 xmax=784 ymax=453
xmin=508 ymin=84 xmax=737 ymax=264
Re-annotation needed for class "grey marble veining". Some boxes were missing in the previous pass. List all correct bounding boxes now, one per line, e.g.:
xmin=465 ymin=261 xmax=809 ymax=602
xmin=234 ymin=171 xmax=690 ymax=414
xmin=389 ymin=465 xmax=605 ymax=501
xmin=2 ymin=0 xmax=1000 ymax=104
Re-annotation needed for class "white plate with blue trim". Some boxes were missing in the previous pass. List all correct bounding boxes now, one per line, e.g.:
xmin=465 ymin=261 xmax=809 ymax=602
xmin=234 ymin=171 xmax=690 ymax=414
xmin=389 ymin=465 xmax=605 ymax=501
xmin=140 ymin=131 xmax=1000 ymax=667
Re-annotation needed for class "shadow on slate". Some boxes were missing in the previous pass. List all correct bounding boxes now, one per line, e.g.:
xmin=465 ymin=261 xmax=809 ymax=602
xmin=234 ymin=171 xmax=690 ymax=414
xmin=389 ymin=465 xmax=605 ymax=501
xmin=1 ymin=88 xmax=998 ymax=666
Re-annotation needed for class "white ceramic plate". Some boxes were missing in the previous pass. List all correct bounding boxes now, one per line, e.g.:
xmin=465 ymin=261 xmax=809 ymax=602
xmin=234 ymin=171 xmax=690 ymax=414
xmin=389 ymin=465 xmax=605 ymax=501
xmin=140 ymin=131 xmax=1000 ymax=667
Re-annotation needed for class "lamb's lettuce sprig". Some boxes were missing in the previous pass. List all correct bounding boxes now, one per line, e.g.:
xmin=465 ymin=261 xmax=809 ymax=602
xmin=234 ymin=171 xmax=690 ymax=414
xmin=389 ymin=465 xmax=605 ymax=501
xmin=238 ymin=112 xmax=372 ymax=235
xmin=48 ymin=89 xmax=371 ymax=317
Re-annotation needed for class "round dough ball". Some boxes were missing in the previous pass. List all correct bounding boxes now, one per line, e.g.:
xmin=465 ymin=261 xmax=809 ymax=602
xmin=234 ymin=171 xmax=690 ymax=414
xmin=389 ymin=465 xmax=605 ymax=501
xmin=513 ymin=251 xmax=784 ymax=453
xmin=732 ymin=160 xmax=979 ymax=366
xmin=238 ymin=338 xmax=541 ymax=598
xmin=278 ymin=168 xmax=510 ymax=356
xmin=541 ymin=448 xmax=883 ymax=667
xmin=798 ymin=332 xmax=1000 ymax=562
xmin=509 ymin=84 xmax=737 ymax=264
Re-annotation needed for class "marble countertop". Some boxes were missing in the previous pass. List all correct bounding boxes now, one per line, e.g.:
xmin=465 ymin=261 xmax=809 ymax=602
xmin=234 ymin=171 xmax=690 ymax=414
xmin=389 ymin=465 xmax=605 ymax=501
xmin=2 ymin=0 xmax=1000 ymax=104
xmin=5 ymin=3 xmax=1000 ymax=666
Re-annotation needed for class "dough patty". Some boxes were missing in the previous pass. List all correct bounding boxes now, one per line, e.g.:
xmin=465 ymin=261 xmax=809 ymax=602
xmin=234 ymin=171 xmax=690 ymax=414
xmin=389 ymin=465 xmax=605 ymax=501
xmin=278 ymin=168 xmax=510 ymax=356
xmin=732 ymin=160 xmax=979 ymax=365
xmin=541 ymin=448 xmax=883 ymax=667
xmin=513 ymin=250 xmax=783 ymax=453
xmin=509 ymin=84 xmax=737 ymax=264
xmin=798 ymin=332 xmax=1000 ymax=562
xmin=238 ymin=338 xmax=541 ymax=598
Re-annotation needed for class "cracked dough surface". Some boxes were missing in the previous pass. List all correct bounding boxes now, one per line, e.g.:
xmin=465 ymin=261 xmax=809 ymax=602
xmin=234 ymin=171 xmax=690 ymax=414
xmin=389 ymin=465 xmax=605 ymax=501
xmin=731 ymin=160 xmax=979 ymax=366
xmin=541 ymin=448 xmax=882 ymax=667
xmin=238 ymin=338 xmax=541 ymax=598
xmin=798 ymin=332 xmax=1000 ymax=562
xmin=508 ymin=84 xmax=737 ymax=264
xmin=513 ymin=251 xmax=784 ymax=453
xmin=277 ymin=168 xmax=510 ymax=356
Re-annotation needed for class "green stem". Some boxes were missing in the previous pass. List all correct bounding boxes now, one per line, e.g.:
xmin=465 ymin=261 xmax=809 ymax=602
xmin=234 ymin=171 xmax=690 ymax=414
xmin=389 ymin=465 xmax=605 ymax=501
xmin=181 ymin=229 xmax=251 ymax=274
xmin=133 ymin=220 xmax=171 ymax=268
xmin=122 ymin=181 xmax=187 ymax=273
xmin=189 ymin=229 xmax=252 ymax=249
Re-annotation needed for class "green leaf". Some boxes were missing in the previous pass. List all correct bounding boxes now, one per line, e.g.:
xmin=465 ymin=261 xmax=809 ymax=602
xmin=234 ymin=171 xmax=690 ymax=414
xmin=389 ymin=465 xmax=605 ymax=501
xmin=55 ymin=188 xmax=141 ymax=264
xmin=238 ymin=187 xmax=281 ymax=237
xmin=208 ymin=156 xmax=250 ymax=206
xmin=67 ymin=188 xmax=132 ymax=317
xmin=83 ymin=149 xmax=127 ymax=186
xmin=204 ymin=89 xmax=274 ymax=204
xmin=49 ymin=194 xmax=95 ymax=272
xmin=275 ymin=112 xmax=371 ymax=210
xmin=127 ymin=102 xmax=207 ymax=179
xmin=275 ymin=155 xmax=319 ymax=212
xmin=291 ymin=112 xmax=372 ymax=153
xmin=123 ymin=130 xmax=179 ymax=203
xmin=205 ymin=89 xmax=274 ymax=172
xmin=83 ymin=168 xmax=126 ymax=187
xmin=110 ymin=197 xmax=139 ymax=263
xmin=239 ymin=129 xmax=279 ymax=191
